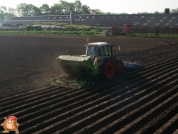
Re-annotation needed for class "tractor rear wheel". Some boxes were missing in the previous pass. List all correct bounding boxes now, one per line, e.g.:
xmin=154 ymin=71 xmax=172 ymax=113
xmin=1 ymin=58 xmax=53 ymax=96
xmin=116 ymin=60 xmax=124 ymax=74
xmin=101 ymin=59 xmax=116 ymax=80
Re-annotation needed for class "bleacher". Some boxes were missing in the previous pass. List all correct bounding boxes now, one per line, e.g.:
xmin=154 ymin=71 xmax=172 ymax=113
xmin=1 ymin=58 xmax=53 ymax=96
xmin=3 ymin=14 xmax=178 ymax=28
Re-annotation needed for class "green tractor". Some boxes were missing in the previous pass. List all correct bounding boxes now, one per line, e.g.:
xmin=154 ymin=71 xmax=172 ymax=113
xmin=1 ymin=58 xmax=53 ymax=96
xmin=52 ymin=41 xmax=124 ymax=88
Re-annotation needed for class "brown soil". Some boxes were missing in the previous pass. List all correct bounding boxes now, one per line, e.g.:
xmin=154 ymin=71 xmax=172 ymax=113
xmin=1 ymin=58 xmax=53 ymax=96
xmin=0 ymin=35 xmax=178 ymax=97
xmin=0 ymin=34 xmax=178 ymax=133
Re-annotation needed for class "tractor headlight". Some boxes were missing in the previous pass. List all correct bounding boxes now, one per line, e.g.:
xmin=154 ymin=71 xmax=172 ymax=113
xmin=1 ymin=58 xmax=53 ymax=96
xmin=93 ymin=58 xmax=101 ymax=65
xmin=97 ymin=58 xmax=101 ymax=62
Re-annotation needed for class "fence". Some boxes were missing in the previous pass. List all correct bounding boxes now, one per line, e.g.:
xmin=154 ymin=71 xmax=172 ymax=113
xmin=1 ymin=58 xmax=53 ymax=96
xmin=111 ymin=26 xmax=178 ymax=38
xmin=134 ymin=26 xmax=178 ymax=38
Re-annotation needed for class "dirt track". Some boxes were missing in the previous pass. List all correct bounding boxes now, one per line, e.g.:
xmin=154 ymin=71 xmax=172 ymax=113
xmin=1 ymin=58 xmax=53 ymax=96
xmin=0 ymin=35 xmax=178 ymax=133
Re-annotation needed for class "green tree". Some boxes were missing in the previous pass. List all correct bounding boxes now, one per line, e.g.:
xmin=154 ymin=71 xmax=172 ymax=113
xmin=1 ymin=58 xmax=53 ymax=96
xmin=0 ymin=6 xmax=17 ymax=23
xmin=171 ymin=8 xmax=178 ymax=13
xmin=0 ymin=6 xmax=7 ymax=23
xmin=32 ymin=5 xmax=41 ymax=16
xmin=104 ymin=12 xmax=115 ymax=14
xmin=91 ymin=9 xmax=103 ymax=14
xmin=50 ymin=4 xmax=63 ymax=15
xmin=17 ymin=3 xmax=41 ymax=16
xmin=60 ymin=0 xmax=75 ymax=14
xmin=154 ymin=11 xmax=160 ymax=14
xmin=81 ymin=5 xmax=91 ymax=14
xmin=0 ymin=6 xmax=7 ymax=12
xmin=4 ymin=8 xmax=16 ymax=20
xmin=73 ymin=0 xmax=82 ymax=14
xmin=137 ymin=12 xmax=151 ymax=14
xmin=118 ymin=12 xmax=128 ymax=14
xmin=40 ymin=4 xmax=50 ymax=15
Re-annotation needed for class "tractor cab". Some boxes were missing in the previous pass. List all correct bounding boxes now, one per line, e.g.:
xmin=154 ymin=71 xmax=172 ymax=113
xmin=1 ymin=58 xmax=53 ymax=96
xmin=85 ymin=42 xmax=113 ymax=57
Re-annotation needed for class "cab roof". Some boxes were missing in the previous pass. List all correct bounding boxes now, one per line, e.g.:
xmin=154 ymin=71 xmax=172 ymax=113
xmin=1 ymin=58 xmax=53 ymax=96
xmin=88 ymin=42 xmax=109 ymax=46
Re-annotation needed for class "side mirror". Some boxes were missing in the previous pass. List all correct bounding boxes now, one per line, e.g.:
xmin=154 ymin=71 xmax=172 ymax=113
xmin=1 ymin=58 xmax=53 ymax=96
xmin=109 ymin=42 xmax=113 ymax=45
xmin=109 ymin=42 xmax=117 ymax=47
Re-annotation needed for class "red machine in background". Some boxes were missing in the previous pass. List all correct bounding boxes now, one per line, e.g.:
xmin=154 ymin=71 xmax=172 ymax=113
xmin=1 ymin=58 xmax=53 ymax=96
xmin=111 ymin=24 xmax=135 ymax=36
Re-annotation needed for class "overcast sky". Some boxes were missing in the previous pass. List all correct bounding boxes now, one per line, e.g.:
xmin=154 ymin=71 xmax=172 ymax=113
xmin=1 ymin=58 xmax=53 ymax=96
xmin=1 ymin=0 xmax=177 ymax=14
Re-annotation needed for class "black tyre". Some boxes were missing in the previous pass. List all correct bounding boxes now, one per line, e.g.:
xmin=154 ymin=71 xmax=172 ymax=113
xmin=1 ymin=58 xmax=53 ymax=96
xmin=116 ymin=60 xmax=124 ymax=74
xmin=101 ymin=59 xmax=116 ymax=80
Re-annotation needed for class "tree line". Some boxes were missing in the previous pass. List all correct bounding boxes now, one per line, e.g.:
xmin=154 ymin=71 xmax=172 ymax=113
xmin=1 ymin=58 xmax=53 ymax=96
xmin=0 ymin=0 xmax=178 ymax=22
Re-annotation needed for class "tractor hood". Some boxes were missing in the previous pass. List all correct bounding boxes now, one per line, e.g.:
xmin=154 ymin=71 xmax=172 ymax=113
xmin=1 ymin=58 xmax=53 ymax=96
xmin=57 ymin=55 xmax=98 ymax=79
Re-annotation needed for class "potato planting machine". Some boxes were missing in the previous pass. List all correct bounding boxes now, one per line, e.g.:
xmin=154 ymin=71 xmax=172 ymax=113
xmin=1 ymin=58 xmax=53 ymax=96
xmin=51 ymin=40 xmax=143 ymax=88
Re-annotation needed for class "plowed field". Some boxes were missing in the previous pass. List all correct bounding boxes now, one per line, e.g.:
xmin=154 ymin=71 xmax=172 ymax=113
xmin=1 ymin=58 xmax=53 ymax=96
xmin=0 ymin=35 xmax=178 ymax=133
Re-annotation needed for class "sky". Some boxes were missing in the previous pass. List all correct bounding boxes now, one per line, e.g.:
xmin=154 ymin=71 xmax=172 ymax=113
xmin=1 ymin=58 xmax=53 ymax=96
xmin=1 ymin=0 xmax=178 ymax=14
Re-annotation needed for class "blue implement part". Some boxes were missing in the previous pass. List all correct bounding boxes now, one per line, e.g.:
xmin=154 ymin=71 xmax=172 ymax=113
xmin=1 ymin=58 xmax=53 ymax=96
xmin=123 ymin=62 xmax=143 ymax=72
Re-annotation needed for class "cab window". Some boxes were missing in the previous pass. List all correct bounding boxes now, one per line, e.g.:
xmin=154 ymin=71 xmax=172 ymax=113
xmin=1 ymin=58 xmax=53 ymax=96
xmin=102 ymin=46 xmax=110 ymax=56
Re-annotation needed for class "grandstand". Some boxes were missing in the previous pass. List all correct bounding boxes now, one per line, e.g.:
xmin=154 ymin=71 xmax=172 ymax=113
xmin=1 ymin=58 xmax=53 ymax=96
xmin=2 ymin=13 xmax=178 ymax=28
